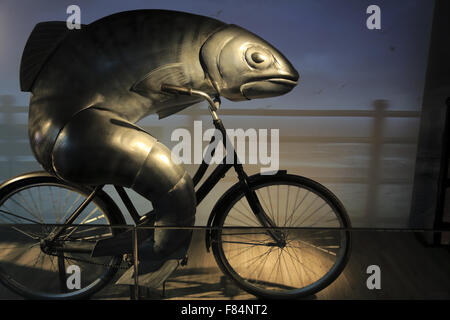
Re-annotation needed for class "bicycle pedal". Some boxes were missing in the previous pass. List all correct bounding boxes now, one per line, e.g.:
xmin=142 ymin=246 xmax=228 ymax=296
xmin=116 ymin=259 xmax=179 ymax=288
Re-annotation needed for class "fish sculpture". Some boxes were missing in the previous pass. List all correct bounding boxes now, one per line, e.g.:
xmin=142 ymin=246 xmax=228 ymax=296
xmin=20 ymin=9 xmax=299 ymax=280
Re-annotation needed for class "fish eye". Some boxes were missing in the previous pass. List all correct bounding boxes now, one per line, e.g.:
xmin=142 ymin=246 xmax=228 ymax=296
xmin=251 ymin=52 xmax=266 ymax=64
xmin=245 ymin=47 xmax=272 ymax=69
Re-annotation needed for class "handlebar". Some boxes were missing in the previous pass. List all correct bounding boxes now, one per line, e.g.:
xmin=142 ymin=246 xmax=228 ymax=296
xmin=160 ymin=83 xmax=220 ymax=115
xmin=160 ymin=83 xmax=193 ymax=96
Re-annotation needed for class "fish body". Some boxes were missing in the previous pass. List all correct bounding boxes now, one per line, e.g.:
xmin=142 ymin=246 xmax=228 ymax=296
xmin=19 ymin=10 xmax=299 ymax=280
xmin=22 ymin=9 xmax=298 ymax=171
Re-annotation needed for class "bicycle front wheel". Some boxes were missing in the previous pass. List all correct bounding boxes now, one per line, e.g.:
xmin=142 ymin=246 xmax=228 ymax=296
xmin=211 ymin=173 xmax=351 ymax=299
xmin=0 ymin=172 xmax=125 ymax=299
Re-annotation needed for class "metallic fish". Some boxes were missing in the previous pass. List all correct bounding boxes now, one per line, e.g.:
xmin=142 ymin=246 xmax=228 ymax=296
xmin=20 ymin=10 xmax=299 ymax=279
xmin=23 ymin=10 xmax=299 ymax=171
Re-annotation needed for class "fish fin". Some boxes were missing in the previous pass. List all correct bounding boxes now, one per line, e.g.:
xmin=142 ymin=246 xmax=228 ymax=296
xmin=132 ymin=63 xmax=203 ymax=118
xmin=20 ymin=22 xmax=79 ymax=92
xmin=131 ymin=63 xmax=189 ymax=97
xmin=157 ymin=99 xmax=202 ymax=119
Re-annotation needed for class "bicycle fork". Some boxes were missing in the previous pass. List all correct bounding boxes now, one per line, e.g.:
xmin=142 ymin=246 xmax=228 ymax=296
xmin=213 ymin=117 xmax=286 ymax=247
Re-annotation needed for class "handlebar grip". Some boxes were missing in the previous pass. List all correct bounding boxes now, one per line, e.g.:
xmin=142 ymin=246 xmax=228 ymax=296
xmin=160 ymin=83 xmax=192 ymax=95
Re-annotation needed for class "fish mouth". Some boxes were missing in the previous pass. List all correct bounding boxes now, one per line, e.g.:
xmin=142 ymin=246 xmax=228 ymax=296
xmin=266 ymin=78 xmax=298 ymax=86
xmin=240 ymin=76 xmax=299 ymax=100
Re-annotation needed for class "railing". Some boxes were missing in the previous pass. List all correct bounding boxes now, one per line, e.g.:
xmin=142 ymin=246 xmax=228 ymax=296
xmin=179 ymin=100 xmax=421 ymax=226
xmin=0 ymin=95 xmax=421 ymax=227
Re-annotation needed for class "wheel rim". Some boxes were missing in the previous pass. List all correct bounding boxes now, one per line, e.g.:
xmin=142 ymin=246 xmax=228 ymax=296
xmin=0 ymin=182 xmax=120 ymax=299
xmin=216 ymin=180 xmax=349 ymax=297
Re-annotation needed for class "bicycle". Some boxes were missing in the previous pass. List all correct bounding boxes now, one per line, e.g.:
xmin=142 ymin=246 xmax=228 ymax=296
xmin=0 ymin=84 xmax=351 ymax=299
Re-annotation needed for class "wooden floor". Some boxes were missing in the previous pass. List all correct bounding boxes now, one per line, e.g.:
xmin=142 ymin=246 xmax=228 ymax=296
xmin=0 ymin=230 xmax=449 ymax=300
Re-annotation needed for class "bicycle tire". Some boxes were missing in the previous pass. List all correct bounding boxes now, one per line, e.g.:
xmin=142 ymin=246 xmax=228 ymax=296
xmin=0 ymin=171 xmax=126 ymax=299
xmin=210 ymin=173 xmax=351 ymax=299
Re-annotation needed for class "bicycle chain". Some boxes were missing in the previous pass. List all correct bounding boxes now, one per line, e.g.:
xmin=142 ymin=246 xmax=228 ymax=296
xmin=46 ymin=251 xmax=133 ymax=270
xmin=43 ymin=242 xmax=133 ymax=271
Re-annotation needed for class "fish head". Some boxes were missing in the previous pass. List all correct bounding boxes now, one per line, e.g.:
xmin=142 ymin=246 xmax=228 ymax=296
xmin=201 ymin=25 xmax=299 ymax=101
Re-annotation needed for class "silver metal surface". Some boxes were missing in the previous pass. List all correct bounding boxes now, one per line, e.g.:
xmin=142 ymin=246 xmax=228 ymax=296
xmin=20 ymin=10 xmax=299 ymax=267
xmin=50 ymin=107 xmax=196 ymax=264
xmin=200 ymin=24 xmax=299 ymax=101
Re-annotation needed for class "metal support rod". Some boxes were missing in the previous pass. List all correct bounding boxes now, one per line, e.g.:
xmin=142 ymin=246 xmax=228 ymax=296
xmin=364 ymin=100 xmax=386 ymax=226
xmin=133 ymin=227 xmax=139 ymax=300
xmin=57 ymin=253 xmax=67 ymax=293
xmin=162 ymin=281 xmax=166 ymax=298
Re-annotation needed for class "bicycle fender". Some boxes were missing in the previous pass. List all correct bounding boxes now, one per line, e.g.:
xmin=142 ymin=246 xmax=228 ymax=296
xmin=0 ymin=170 xmax=126 ymax=228
xmin=0 ymin=171 xmax=54 ymax=190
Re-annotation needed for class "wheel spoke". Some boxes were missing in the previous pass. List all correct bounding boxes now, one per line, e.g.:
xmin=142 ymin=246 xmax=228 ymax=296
xmin=226 ymin=205 xmax=260 ymax=226
xmin=62 ymin=207 xmax=101 ymax=239
xmin=0 ymin=180 xmax=120 ymax=299
xmin=255 ymin=189 xmax=271 ymax=220
xmin=26 ymin=189 xmax=43 ymax=222
xmin=289 ymin=195 xmax=319 ymax=227
xmin=221 ymin=233 xmax=270 ymax=244
xmin=254 ymin=247 xmax=275 ymax=284
xmin=309 ymin=209 xmax=335 ymax=227
xmin=296 ymin=201 xmax=328 ymax=227
xmin=283 ymin=246 xmax=322 ymax=279
xmin=221 ymin=240 xmax=276 ymax=247
xmin=245 ymin=247 xmax=275 ymax=278
xmin=288 ymin=240 xmax=338 ymax=257
xmin=276 ymin=185 xmax=280 ymax=226
xmin=60 ymin=193 xmax=83 ymax=224
xmin=218 ymin=178 xmax=349 ymax=298
xmin=9 ymin=196 xmax=42 ymax=223
xmin=285 ymin=189 xmax=309 ymax=227
xmin=284 ymin=185 xmax=290 ymax=227
xmin=0 ymin=208 xmax=43 ymax=225
xmin=265 ymin=186 xmax=275 ymax=222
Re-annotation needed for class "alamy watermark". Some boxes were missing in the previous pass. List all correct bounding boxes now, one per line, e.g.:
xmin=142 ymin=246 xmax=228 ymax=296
xmin=66 ymin=264 xmax=81 ymax=290
xmin=366 ymin=265 xmax=381 ymax=290
xmin=366 ymin=5 xmax=381 ymax=30
xmin=66 ymin=4 xmax=382 ymax=31
xmin=171 ymin=121 xmax=280 ymax=175
xmin=66 ymin=5 xmax=81 ymax=30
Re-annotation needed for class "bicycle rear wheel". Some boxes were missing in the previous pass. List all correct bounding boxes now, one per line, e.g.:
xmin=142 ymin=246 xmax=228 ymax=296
xmin=211 ymin=173 xmax=351 ymax=299
xmin=0 ymin=172 xmax=125 ymax=299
